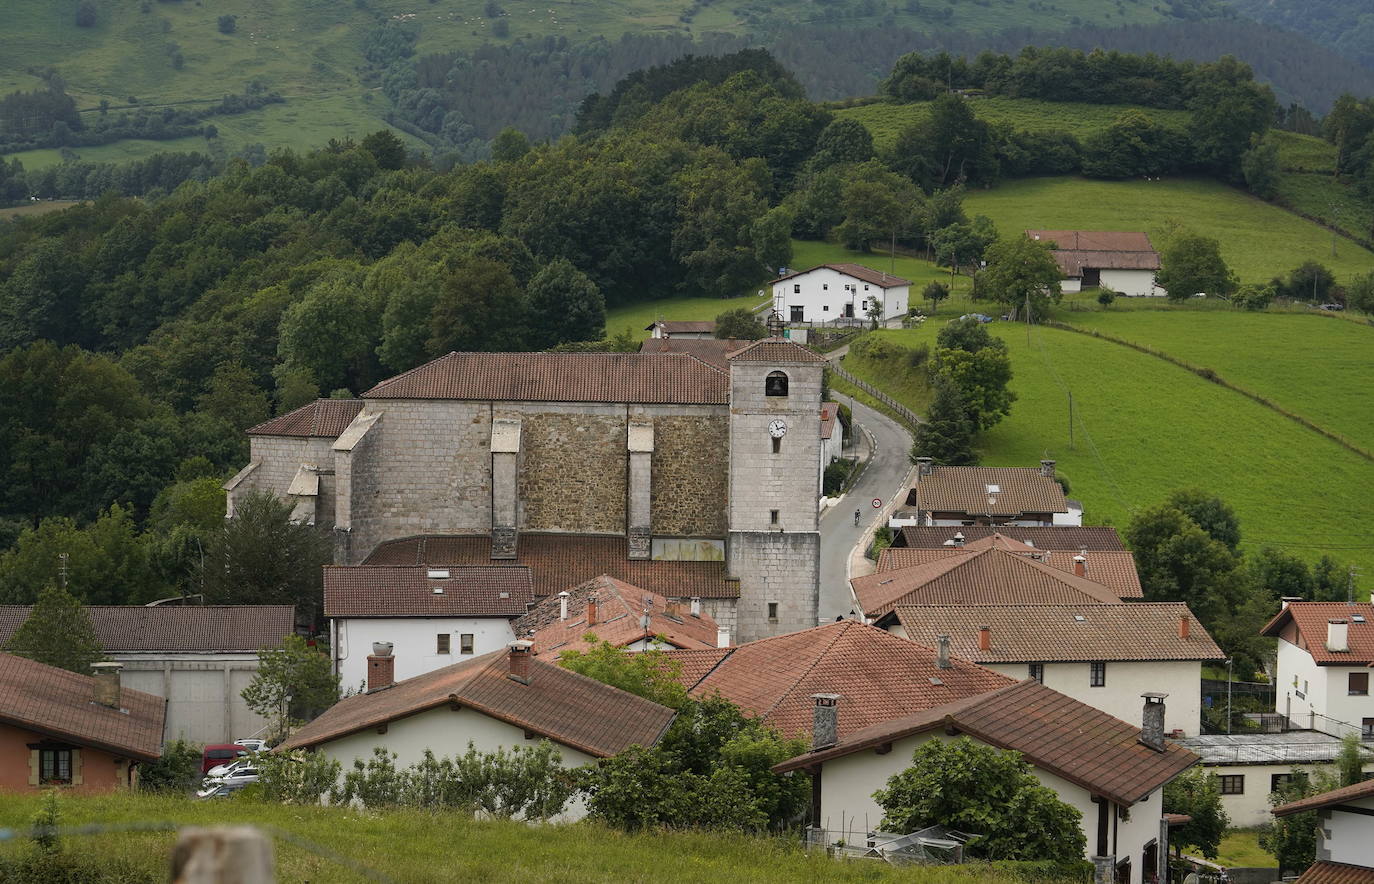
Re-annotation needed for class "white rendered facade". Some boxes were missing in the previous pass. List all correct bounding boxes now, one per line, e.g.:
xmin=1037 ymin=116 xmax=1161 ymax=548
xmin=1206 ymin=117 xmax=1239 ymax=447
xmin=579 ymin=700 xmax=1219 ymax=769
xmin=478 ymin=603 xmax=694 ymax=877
xmin=1276 ymin=638 xmax=1374 ymax=737
xmin=979 ymin=661 xmax=1204 ymax=737
xmin=331 ymin=617 xmax=517 ymax=692
xmin=116 ymin=651 xmax=269 ymax=745
xmin=1322 ymin=793 xmax=1374 ymax=867
xmin=771 ymin=267 xmax=909 ymax=324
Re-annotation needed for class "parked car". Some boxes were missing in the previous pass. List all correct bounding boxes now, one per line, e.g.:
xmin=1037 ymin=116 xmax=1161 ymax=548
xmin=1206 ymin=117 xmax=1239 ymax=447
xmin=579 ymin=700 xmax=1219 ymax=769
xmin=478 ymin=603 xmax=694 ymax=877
xmin=1319 ymin=303 xmax=1345 ymax=311
xmin=205 ymin=756 xmax=255 ymax=780
xmin=197 ymin=780 xmax=251 ymax=800
xmin=959 ymin=313 xmax=994 ymax=323
xmin=201 ymin=743 xmax=248 ymax=774
xmin=233 ymin=738 xmax=268 ymax=752
xmin=202 ymin=765 xmax=260 ymax=790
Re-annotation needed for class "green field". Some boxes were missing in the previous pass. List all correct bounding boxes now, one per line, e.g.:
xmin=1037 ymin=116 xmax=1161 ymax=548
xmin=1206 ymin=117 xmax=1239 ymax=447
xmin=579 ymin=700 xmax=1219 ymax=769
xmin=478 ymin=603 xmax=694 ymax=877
xmin=962 ymin=176 xmax=1374 ymax=285
xmin=604 ymin=293 xmax=772 ymax=340
xmin=0 ymin=792 xmax=1063 ymax=884
xmin=843 ymin=321 xmax=1374 ymax=575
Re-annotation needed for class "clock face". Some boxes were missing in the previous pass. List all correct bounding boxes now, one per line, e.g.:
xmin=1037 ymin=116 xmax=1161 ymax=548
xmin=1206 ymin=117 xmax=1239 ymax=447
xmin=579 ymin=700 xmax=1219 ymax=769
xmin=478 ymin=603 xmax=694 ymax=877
xmin=768 ymin=419 xmax=788 ymax=438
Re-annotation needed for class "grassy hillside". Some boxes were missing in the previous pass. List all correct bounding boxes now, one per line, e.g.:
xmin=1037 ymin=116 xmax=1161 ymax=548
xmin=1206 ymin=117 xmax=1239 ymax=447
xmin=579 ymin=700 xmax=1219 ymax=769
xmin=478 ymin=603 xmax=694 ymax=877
xmin=0 ymin=792 xmax=1065 ymax=884
xmin=962 ymin=176 xmax=1374 ymax=284
xmin=842 ymin=320 xmax=1374 ymax=576
xmin=604 ymin=293 xmax=771 ymax=340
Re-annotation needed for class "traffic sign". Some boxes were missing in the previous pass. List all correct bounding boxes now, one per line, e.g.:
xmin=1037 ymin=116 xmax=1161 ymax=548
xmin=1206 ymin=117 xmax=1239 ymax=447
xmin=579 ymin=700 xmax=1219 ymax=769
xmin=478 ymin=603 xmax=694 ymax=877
xmin=871 ymin=498 xmax=882 ymax=508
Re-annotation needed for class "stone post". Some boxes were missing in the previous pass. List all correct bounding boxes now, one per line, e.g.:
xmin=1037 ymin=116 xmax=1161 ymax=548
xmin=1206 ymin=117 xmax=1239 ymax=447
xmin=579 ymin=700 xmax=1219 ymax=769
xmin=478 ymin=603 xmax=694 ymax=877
xmin=490 ymin=418 xmax=521 ymax=559
xmin=627 ymin=420 xmax=654 ymax=559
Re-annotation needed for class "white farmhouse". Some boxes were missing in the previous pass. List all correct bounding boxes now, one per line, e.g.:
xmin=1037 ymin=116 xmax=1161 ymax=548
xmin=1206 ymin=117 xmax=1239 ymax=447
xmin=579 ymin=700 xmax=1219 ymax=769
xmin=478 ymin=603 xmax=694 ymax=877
xmin=1274 ymin=773 xmax=1374 ymax=883
xmin=1026 ymin=230 xmax=1164 ymax=297
xmin=771 ymin=264 xmax=910 ymax=325
xmin=1261 ymin=602 xmax=1374 ymax=738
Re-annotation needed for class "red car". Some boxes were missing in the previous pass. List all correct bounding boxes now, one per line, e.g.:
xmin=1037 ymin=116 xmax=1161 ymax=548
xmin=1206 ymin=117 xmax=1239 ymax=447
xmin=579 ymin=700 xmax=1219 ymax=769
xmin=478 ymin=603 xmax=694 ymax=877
xmin=200 ymin=744 xmax=248 ymax=774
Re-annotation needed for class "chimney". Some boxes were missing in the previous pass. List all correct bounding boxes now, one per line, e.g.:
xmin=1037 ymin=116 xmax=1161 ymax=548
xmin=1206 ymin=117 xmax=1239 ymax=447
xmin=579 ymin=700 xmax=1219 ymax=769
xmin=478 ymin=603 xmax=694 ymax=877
xmin=91 ymin=662 xmax=123 ymax=709
xmin=1139 ymin=693 xmax=1168 ymax=751
xmin=690 ymin=597 xmax=702 ymax=618
xmin=716 ymin=626 xmax=732 ymax=649
xmin=1040 ymin=459 xmax=1056 ymax=478
xmin=936 ymin=634 xmax=951 ymax=669
xmin=811 ymin=694 xmax=841 ymax=750
xmin=367 ymin=644 xmax=395 ymax=693
xmin=1327 ymin=619 xmax=1350 ymax=653
xmin=1280 ymin=596 xmax=1303 ymax=611
xmin=1073 ymin=554 xmax=1087 ymax=578
xmin=558 ymin=591 xmax=570 ymax=621
xmin=952 ymin=531 xmax=965 ymax=547
xmin=507 ymin=640 xmax=534 ymax=684
xmin=586 ymin=594 xmax=598 ymax=627
xmin=978 ymin=625 xmax=991 ymax=652
xmin=916 ymin=456 xmax=934 ymax=478
xmin=1178 ymin=613 xmax=1191 ymax=639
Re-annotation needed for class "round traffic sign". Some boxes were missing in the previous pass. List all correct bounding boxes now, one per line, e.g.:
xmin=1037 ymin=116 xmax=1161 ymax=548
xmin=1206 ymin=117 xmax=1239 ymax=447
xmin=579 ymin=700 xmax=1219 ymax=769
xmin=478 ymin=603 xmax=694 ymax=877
xmin=871 ymin=498 xmax=882 ymax=508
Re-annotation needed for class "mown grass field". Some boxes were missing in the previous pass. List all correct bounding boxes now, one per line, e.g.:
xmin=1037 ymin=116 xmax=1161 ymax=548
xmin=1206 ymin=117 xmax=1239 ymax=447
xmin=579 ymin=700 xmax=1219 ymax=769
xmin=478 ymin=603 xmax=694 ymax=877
xmin=962 ymin=176 xmax=1374 ymax=285
xmin=1215 ymin=830 xmax=1277 ymax=868
xmin=0 ymin=792 xmax=1070 ymax=884
xmin=842 ymin=321 xmax=1374 ymax=576
xmin=604 ymin=293 xmax=771 ymax=341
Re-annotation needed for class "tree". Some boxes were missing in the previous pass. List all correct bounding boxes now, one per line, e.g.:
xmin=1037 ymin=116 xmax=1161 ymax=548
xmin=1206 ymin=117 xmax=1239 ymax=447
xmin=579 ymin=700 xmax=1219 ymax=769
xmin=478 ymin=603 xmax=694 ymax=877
xmin=1157 ymin=233 xmax=1237 ymax=301
xmin=889 ymin=94 xmax=999 ymax=191
xmin=200 ymin=491 xmax=331 ymax=613
xmin=866 ymin=295 xmax=884 ymax=330
xmin=1345 ymin=271 xmax=1374 ymax=314
xmin=923 ymin=281 xmax=949 ymax=313
xmin=139 ymin=738 xmax=203 ymax=793
xmin=525 ymin=258 xmax=605 ymax=349
xmin=930 ymin=343 xmax=1015 ymax=432
xmin=1097 ymin=289 xmax=1116 ymax=308
xmin=979 ymin=235 xmax=1062 ymax=320
xmin=833 ymin=161 xmax=915 ymax=252
xmin=1242 ymin=136 xmax=1281 ymax=199
xmin=278 ymin=266 xmax=382 ymax=396
xmin=714 ymin=307 xmax=768 ymax=340
xmin=75 ymin=1 xmax=97 ymax=27
xmin=557 ymin=635 xmax=688 ymax=708
xmin=1164 ymin=769 xmax=1229 ymax=858
xmin=217 ymin=14 xmax=237 ymax=34
xmin=361 ymin=130 xmax=407 ymax=171
xmin=875 ymin=736 xmax=1086 ymax=863
xmin=910 ymin=379 xmax=976 ymax=466
xmin=1167 ymin=488 xmax=1241 ymax=552
xmin=1336 ymin=733 xmax=1365 ymax=787
xmin=1262 ymin=770 xmax=1337 ymax=873
xmin=490 ymin=127 xmax=529 ymax=163
xmin=1186 ymin=56 xmax=1276 ymax=178
xmin=1284 ymin=260 xmax=1337 ymax=303
xmin=197 ymin=362 xmax=270 ymax=433
xmin=1081 ymin=111 xmax=1186 ymax=179
xmin=241 ymin=634 xmax=339 ymax=742
xmin=427 ymin=258 xmax=529 ymax=355
xmin=3 ymin=585 xmax=104 ymax=674
xmin=805 ymin=118 xmax=874 ymax=174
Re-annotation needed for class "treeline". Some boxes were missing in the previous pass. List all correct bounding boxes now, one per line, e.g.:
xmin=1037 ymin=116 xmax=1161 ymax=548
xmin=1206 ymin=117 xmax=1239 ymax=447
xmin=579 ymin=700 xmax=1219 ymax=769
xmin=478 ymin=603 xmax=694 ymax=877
xmin=1227 ymin=0 xmax=1374 ymax=73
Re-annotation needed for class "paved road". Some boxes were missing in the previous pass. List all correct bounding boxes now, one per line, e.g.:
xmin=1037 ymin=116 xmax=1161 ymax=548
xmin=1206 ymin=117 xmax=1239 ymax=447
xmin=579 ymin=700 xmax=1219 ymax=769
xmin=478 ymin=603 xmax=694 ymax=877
xmin=817 ymin=394 xmax=916 ymax=622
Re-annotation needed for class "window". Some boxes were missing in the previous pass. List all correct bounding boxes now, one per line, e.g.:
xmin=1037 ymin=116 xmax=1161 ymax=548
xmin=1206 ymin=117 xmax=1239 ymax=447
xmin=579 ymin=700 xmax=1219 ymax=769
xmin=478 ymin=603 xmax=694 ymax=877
xmin=772 ymin=437 xmax=781 ymax=454
xmin=460 ymin=634 xmax=474 ymax=655
xmin=793 ymin=284 xmax=800 ymax=294
xmin=1272 ymin=773 xmax=1294 ymax=793
xmin=1363 ymin=718 xmax=1374 ymax=739
xmin=823 ymin=305 xmax=830 ymax=312
xmin=40 ymin=748 xmax=72 ymax=785
xmin=1352 ymin=672 xmax=1369 ymax=696
xmin=765 ymin=371 xmax=789 ymax=397
xmin=436 ymin=633 xmax=451 ymax=654
xmin=1089 ymin=661 xmax=1106 ymax=687
xmin=822 ymin=283 xmax=828 ymax=290
xmin=770 ymin=509 xmax=779 ymax=525
xmin=1028 ymin=663 xmax=1044 ymax=684
xmin=1219 ymin=775 xmax=1245 ymax=795
xmin=864 ymin=284 xmax=870 ymax=291
xmin=767 ymin=602 xmax=779 ymax=622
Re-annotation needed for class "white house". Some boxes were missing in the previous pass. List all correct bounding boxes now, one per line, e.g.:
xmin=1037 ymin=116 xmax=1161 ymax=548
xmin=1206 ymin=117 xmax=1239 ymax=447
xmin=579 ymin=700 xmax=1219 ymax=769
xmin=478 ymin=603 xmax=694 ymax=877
xmin=819 ymin=402 xmax=844 ymax=484
xmin=771 ymin=264 xmax=910 ymax=325
xmin=279 ymin=642 xmax=676 ymax=821
xmin=1261 ymin=602 xmax=1374 ymax=738
xmin=890 ymin=603 xmax=1224 ymax=736
xmin=1274 ymin=773 xmax=1374 ymax=883
xmin=1025 ymin=230 xmax=1164 ymax=297
xmin=774 ymin=682 xmax=1197 ymax=884
xmin=323 ymin=565 xmax=533 ymax=691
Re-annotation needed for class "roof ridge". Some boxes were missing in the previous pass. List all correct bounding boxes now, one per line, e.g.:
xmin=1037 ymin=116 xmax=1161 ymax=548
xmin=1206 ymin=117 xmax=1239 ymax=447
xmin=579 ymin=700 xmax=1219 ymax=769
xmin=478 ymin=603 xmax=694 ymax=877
xmin=761 ymin=621 xmax=861 ymax=718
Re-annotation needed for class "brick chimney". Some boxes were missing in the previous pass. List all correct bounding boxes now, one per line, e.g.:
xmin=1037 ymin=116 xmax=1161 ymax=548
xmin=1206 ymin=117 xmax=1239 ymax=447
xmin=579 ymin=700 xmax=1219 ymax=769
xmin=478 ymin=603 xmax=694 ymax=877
xmin=558 ymin=591 xmax=570 ymax=621
xmin=367 ymin=643 xmax=395 ymax=693
xmin=811 ymin=694 xmax=840 ymax=750
xmin=1178 ymin=613 xmax=1191 ymax=639
xmin=978 ymin=625 xmax=991 ymax=652
xmin=507 ymin=640 xmax=534 ymax=684
xmin=1139 ymin=693 xmax=1167 ymax=751
xmin=1039 ymin=459 xmax=1056 ymax=478
xmin=91 ymin=662 xmax=123 ymax=709
xmin=586 ymin=594 xmax=598 ymax=627
xmin=1327 ymin=619 xmax=1350 ymax=653
xmin=1073 ymin=554 xmax=1087 ymax=578
xmin=936 ymin=634 xmax=951 ymax=669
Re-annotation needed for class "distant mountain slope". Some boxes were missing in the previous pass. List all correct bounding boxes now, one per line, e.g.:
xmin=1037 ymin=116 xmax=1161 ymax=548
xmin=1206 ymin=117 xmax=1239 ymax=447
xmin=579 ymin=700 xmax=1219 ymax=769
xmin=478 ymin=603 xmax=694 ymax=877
xmin=1223 ymin=0 xmax=1374 ymax=71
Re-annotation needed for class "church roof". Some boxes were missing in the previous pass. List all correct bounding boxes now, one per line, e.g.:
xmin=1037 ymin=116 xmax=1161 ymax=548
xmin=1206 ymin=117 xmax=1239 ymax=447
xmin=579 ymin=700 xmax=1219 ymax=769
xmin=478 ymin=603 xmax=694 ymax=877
xmin=247 ymin=399 xmax=364 ymax=438
xmin=725 ymin=338 xmax=827 ymax=363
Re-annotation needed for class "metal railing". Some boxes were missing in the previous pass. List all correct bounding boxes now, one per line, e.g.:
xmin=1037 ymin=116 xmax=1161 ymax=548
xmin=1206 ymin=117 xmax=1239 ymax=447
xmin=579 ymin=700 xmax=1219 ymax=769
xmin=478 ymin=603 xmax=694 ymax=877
xmin=830 ymin=360 xmax=923 ymax=431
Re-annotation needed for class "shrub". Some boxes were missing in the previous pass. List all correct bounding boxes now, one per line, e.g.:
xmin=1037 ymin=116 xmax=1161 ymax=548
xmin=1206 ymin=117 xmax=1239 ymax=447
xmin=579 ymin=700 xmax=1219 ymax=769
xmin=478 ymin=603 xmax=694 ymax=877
xmin=1097 ymin=288 xmax=1116 ymax=307
xmin=139 ymin=738 xmax=202 ymax=793
xmin=823 ymin=457 xmax=857 ymax=495
xmin=217 ymin=14 xmax=237 ymax=33
xmin=257 ymin=749 xmax=342 ymax=805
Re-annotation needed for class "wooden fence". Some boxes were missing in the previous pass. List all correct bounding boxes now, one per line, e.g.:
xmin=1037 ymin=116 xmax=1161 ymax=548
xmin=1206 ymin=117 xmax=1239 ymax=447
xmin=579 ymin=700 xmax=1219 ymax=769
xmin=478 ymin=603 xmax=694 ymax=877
xmin=830 ymin=361 xmax=923 ymax=431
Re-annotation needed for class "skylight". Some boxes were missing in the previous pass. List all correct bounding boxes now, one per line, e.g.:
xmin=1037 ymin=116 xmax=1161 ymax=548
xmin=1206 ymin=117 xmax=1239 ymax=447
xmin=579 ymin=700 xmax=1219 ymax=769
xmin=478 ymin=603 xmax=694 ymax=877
xmin=986 ymin=484 xmax=1001 ymax=493
xmin=427 ymin=569 xmax=450 ymax=579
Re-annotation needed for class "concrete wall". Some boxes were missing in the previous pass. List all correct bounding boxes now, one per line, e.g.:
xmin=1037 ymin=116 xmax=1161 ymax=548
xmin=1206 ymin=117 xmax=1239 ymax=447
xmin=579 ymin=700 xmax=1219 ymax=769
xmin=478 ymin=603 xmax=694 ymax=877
xmin=115 ymin=653 xmax=264 ymax=745
xmin=0 ymin=723 xmax=135 ymax=792
xmin=1323 ymin=795 xmax=1374 ymax=866
xmin=333 ymin=617 xmax=517 ymax=691
xmin=1100 ymin=269 xmax=1163 ymax=298
xmin=984 ymin=661 xmax=1204 ymax=736
xmin=772 ymin=267 xmax=909 ymax=323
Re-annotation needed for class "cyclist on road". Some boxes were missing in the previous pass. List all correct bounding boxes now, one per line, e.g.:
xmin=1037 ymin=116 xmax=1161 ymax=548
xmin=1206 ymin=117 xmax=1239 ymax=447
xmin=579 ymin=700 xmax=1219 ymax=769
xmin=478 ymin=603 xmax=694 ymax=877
xmin=853 ymin=509 xmax=861 ymax=526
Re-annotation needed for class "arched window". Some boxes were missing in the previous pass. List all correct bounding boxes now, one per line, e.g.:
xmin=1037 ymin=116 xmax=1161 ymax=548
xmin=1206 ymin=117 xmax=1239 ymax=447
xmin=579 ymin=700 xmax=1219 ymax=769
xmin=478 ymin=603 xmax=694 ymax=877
xmin=765 ymin=371 xmax=789 ymax=397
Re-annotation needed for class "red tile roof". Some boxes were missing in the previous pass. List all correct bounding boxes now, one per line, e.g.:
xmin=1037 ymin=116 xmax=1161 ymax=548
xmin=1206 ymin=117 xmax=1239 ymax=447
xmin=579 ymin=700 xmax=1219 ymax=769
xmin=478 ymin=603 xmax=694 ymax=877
xmin=0 ymin=605 xmax=296 ymax=653
xmin=879 ymin=535 xmax=1143 ymax=599
xmin=323 ymin=566 xmax=533 ymax=618
xmin=853 ymin=546 xmax=1124 ymax=620
xmin=361 ymin=352 xmax=728 ymax=404
xmin=638 ymin=338 xmax=750 ymax=370
xmin=906 ymin=466 xmax=1069 ymax=516
xmin=513 ymin=575 xmax=720 ymax=657
xmin=774 ymin=679 xmax=1197 ymax=806
xmin=1294 ymin=863 xmax=1374 ymax=884
xmin=0 ymin=652 xmax=165 ymax=761
xmin=893 ymin=526 xmax=1125 ymax=551
xmin=774 ymin=264 xmax=912 ymax=289
xmin=280 ymin=649 xmax=675 ymax=757
xmin=820 ymin=402 xmax=839 ymax=440
xmin=363 ymin=534 xmax=739 ymax=599
xmin=662 ymin=648 xmax=732 ymax=686
xmin=1261 ymin=603 xmax=1374 ymax=665
xmin=891 ymin=604 xmax=1224 ymax=663
xmin=247 ymin=399 xmax=365 ymax=438
xmin=725 ymin=338 xmax=827 ymax=363
xmin=663 ymin=620 xmax=1013 ymax=740
xmin=1025 ymin=230 xmax=1161 ymax=277
xmin=1273 ymin=776 xmax=1374 ymax=817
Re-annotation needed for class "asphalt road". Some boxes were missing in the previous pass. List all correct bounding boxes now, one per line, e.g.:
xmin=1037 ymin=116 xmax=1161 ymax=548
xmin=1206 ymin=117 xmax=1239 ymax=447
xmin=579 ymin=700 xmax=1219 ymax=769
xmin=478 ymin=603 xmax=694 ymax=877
xmin=817 ymin=395 xmax=916 ymax=622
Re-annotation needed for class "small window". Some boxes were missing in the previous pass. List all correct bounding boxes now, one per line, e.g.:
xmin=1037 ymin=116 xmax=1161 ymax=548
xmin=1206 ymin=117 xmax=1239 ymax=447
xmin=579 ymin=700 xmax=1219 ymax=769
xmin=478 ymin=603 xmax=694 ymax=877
xmin=765 ymin=371 xmax=789 ymax=397
xmin=822 ymin=283 xmax=828 ymax=290
xmin=864 ymin=284 xmax=870 ymax=291
xmin=436 ymin=633 xmax=451 ymax=655
xmin=1351 ymin=672 xmax=1369 ymax=696
xmin=1029 ymin=663 xmax=1044 ymax=684
xmin=793 ymin=284 xmax=801 ymax=294
xmin=767 ymin=602 xmax=779 ymax=622
xmin=1271 ymin=773 xmax=1294 ymax=793
xmin=1364 ymin=718 xmax=1374 ymax=739
xmin=1219 ymin=775 xmax=1244 ymax=795
xmin=1089 ymin=661 xmax=1106 ymax=687
xmin=770 ymin=509 xmax=779 ymax=525
xmin=772 ymin=436 xmax=781 ymax=454
xmin=460 ymin=634 xmax=474 ymax=655
xmin=40 ymin=748 xmax=72 ymax=785
xmin=822 ymin=305 xmax=829 ymax=312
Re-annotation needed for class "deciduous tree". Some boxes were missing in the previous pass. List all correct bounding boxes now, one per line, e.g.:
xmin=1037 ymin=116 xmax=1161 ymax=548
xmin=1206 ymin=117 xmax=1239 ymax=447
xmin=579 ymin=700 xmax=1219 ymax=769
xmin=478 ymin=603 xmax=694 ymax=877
xmin=979 ymin=235 xmax=1062 ymax=320
xmin=1157 ymin=232 xmax=1237 ymax=301
xmin=1164 ymin=769 xmax=1229 ymax=858
xmin=714 ymin=307 xmax=768 ymax=340
xmin=241 ymin=634 xmax=339 ymax=741
xmin=557 ymin=636 xmax=688 ymax=708
xmin=200 ymin=491 xmax=331 ymax=612
xmin=910 ymin=379 xmax=976 ymax=466
xmin=525 ymin=258 xmax=606 ymax=349
xmin=3 ymin=585 xmax=104 ymax=674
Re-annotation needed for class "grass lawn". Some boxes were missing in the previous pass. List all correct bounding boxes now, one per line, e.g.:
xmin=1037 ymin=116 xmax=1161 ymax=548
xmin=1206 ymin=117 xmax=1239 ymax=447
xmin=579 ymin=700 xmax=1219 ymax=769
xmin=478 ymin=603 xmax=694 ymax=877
xmin=842 ymin=322 xmax=1374 ymax=575
xmin=0 ymin=792 xmax=1066 ymax=884
xmin=789 ymin=239 xmax=980 ymax=314
xmin=603 ymin=293 xmax=771 ymax=341
xmin=962 ymin=176 xmax=1374 ymax=285
xmin=1271 ymin=130 xmax=1337 ymax=174
xmin=1215 ymin=830 xmax=1277 ymax=868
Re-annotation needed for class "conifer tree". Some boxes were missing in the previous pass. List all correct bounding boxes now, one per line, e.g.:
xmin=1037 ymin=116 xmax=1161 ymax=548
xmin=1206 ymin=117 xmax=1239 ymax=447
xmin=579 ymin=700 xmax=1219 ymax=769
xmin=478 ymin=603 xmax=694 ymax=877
xmin=4 ymin=585 xmax=103 ymax=673
xmin=910 ymin=380 xmax=976 ymax=466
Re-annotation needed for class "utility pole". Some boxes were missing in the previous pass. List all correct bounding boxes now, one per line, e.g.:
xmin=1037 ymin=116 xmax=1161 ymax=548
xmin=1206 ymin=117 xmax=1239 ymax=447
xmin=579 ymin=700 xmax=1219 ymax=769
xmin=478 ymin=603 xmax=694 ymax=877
xmin=1024 ymin=290 xmax=1031 ymax=345
xmin=1348 ymin=565 xmax=1360 ymax=604
xmin=1068 ymin=392 xmax=1075 ymax=450
xmin=58 ymin=552 xmax=68 ymax=591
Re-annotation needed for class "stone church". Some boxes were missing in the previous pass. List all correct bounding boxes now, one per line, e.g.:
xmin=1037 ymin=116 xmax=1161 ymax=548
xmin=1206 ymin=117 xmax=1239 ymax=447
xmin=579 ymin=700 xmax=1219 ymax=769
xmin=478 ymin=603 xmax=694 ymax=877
xmin=225 ymin=339 xmax=825 ymax=641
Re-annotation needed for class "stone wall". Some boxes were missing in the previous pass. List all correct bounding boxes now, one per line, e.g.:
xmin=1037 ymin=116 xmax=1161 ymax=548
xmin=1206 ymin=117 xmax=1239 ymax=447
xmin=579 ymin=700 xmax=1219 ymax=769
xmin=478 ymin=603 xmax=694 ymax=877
xmin=729 ymin=530 xmax=822 ymax=642
xmin=651 ymin=415 xmax=728 ymax=537
xmin=510 ymin=407 xmax=627 ymax=533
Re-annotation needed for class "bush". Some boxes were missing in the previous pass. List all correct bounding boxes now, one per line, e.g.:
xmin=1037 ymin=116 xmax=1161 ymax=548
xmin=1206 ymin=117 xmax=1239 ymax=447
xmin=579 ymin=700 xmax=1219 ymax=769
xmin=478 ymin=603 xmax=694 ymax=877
xmin=257 ymin=749 xmax=341 ymax=805
xmin=139 ymin=738 xmax=202 ymax=793
xmin=823 ymin=457 xmax=857 ymax=496
xmin=1097 ymin=289 xmax=1116 ymax=307
xmin=217 ymin=14 xmax=237 ymax=33
xmin=75 ymin=1 xmax=97 ymax=27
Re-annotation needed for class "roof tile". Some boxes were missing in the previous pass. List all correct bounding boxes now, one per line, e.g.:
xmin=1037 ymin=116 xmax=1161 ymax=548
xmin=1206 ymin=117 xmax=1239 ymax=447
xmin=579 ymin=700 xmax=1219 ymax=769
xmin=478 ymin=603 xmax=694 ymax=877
xmin=773 ymin=264 xmax=912 ymax=288
xmin=1274 ymin=777 xmax=1374 ymax=817
xmin=879 ymin=535 xmax=1142 ymax=599
xmin=1261 ymin=603 xmax=1374 ymax=665
xmin=907 ymin=466 xmax=1069 ymax=516
xmin=247 ymin=399 xmax=364 ymax=437
xmin=893 ymin=526 xmax=1125 ymax=551
xmin=324 ymin=566 xmax=533 ymax=618
xmin=513 ymin=575 xmax=720 ymax=656
xmin=725 ymin=338 xmax=827 ymax=363
xmin=0 ymin=605 xmax=295 ymax=653
xmin=1293 ymin=863 xmax=1374 ymax=884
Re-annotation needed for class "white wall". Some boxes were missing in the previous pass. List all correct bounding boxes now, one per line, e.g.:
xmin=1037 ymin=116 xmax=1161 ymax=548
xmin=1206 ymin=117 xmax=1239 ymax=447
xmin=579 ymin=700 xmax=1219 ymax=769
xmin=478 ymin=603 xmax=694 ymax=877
xmin=984 ymin=661 xmax=1203 ymax=736
xmin=1272 ymin=638 xmax=1374 ymax=737
xmin=1325 ymin=794 xmax=1374 ymax=867
xmin=1100 ymin=269 xmax=1163 ymax=298
xmin=1061 ymin=278 xmax=1083 ymax=293
xmin=317 ymin=704 xmax=596 ymax=820
xmin=1203 ymin=762 xmax=1341 ymax=828
xmin=772 ymin=267 xmax=909 ymax=323
xmin=334 ymin=617 xmax=516 ymax=692
xmin=115 ymin=652 xmax=268 ymax=745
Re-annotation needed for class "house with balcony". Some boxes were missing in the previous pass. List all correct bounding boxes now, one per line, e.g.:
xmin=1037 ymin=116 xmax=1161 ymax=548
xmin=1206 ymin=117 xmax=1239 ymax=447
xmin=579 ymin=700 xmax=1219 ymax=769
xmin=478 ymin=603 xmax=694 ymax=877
xmin=1261 ymin=602 xmax=1374 ymax=739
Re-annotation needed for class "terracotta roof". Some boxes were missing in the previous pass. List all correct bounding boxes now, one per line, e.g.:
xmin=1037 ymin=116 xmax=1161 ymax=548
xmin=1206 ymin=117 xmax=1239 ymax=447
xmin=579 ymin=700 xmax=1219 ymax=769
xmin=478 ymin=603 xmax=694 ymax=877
xmin=891 ymin=604 xmax=1224 ymax=663
xmin=662 ymin=648 xmax=732 ymax=685
xmin=360 ymin=352 xmax=727 ymax=404
xmin=907 ymin=466 xmax=1068 ymax=516
xmin=820 ymin=402 xmax=839 ymax=440
xmin=725 ymin=338 xmax=827 ymax=363
xmin=512 ymin=575 xmax=720 ymax=657
xmin=1025 ymin=230 xmax=1161 ymax=277
xmin=1294 ymin=863 xmax=1374 ymax=884
xmin=363 ymin=534 xmax=739 ymax=599
xmin=879 ymin=535 xmax=1143 ymax=599
xmin=1272 ymin=775 xmax=1374 ymax=817
xmin=1260 ymin=603 xmax=1374 ymax=665
xmin=645 ymin=320 xmax=715 ymax=334
xmin=247 ymin=399 xmax=365 ymax=438
xmin=853 ymin=546 xmax=1124 ymax=620
xmin=279 ymin=648 xmax=675 ymax=757
xmin=323 ymin=566 xmax=533 ymax=618
xmin=774 ymin=264 xmax=912 ymax=288
xmin=0 ymin=652 xmax=165 ymax=761
xmin=664 ymin=620 xmax=1013 ymax=740
xmin=893 ymin=526 xmax=1125 ymax=551
xmin=638 ymin=338 xmax=750 ymax=370
xmin=0 ymin=605 xmax=296 ymax=653
xmin=774 ymin=679 xmax=1197 ymax=806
